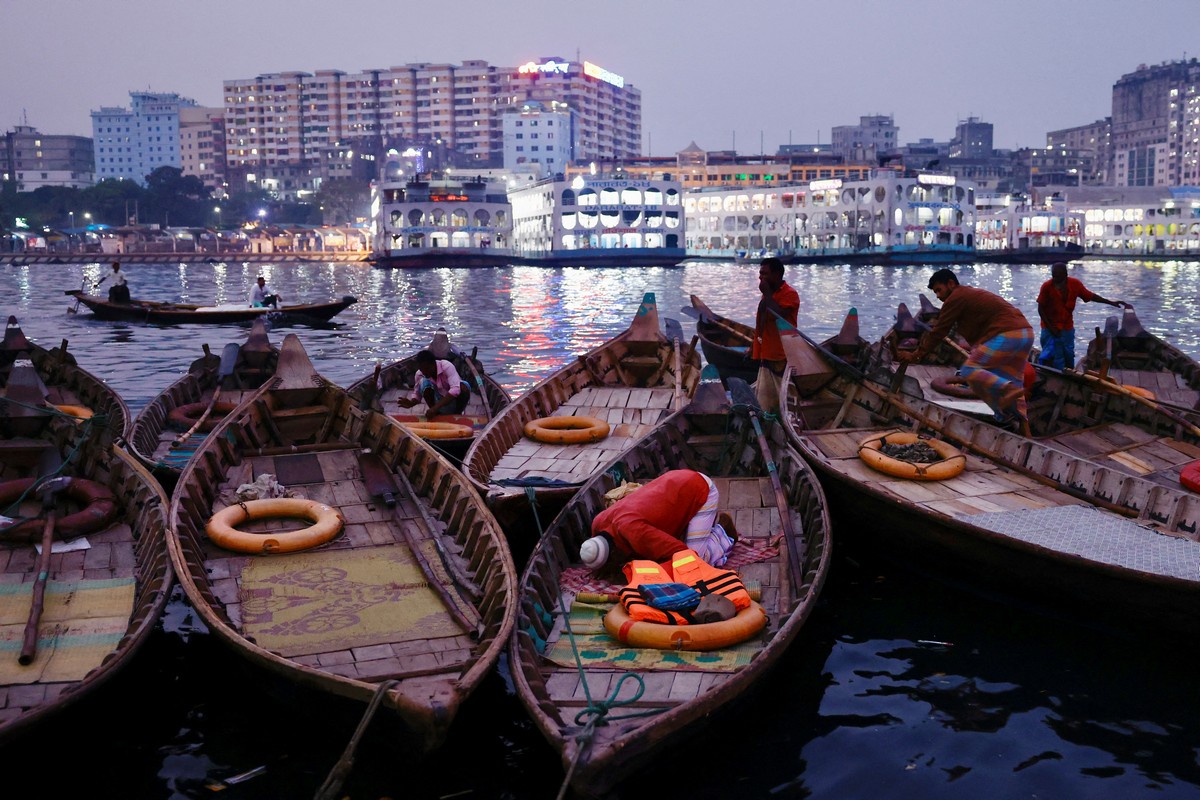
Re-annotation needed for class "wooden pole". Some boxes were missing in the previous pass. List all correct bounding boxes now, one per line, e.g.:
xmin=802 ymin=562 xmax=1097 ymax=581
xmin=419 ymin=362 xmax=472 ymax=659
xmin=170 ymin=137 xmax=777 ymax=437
xmin=19 ymin=508 xmax=56 ymax=665
xmin=464 ymin=348 xmax=493 ymax=423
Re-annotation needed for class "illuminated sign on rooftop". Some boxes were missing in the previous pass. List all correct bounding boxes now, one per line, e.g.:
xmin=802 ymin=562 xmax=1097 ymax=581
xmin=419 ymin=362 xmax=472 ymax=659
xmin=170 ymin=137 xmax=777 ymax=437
xmin=583 ymin=61 xmax=625 ymax=88
xmin=809 ymin=179 xmax=843 ymax=191
xmin=918 ymin=174 xmax=956 ymax=186
xmin=518 ymin=60 xmax=571 ymax=76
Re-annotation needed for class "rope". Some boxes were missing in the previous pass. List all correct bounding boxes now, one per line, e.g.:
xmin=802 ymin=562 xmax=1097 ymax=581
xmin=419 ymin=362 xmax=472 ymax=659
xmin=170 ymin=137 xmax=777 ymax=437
xmin=312 ymin=679 xmax=399 ymax=800
xmin=522 ymin=487 xmax=664 ymax=800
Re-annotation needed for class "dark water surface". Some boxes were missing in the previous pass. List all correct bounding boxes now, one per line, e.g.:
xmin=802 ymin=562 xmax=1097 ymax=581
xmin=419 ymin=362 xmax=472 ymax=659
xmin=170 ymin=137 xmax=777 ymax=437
xmin=2 ymin=259 xmax=1200 ymax=798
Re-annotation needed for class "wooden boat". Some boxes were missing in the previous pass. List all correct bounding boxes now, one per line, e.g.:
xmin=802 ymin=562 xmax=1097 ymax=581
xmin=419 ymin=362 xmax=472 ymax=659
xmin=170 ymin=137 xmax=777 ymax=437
xmin=687 ymin=295 xmax=757 ymax=383
xmin=64 ymin=290 xmax=357 ymax=324
xmin=346 ymin=328 xmax=511 ymax=463
xmin=0 ymin=329 xmax=171 ymax=742
xmin=0 ymin=316 xmax=129 ymax=439
xmin=1078 ymin=307 xmax=1200 ymax=409
xmin=129 ymin=318 xmax=279 ymax=492
xmin=777 ymin=316 xmax=1200 ymax=634
xmin=510 ymin=372 xmax=831 ymax=797
xmin=462 ymin=293 xmax=702 ymax=528
xmin=168 ymin=334 xmax=516 ymax=754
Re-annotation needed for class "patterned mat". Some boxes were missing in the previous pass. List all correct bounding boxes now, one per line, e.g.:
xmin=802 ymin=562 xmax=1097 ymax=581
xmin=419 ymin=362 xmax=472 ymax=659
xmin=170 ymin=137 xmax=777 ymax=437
xmin=239 ymin=545 xmax=462 ymax=657
xmin=0 ymin=577 xmax=135 ymax=684
xmin=964 ymin=505 xmax=1200 ymax=580
xmin=544 ymin=602 xmax=760 ymax=672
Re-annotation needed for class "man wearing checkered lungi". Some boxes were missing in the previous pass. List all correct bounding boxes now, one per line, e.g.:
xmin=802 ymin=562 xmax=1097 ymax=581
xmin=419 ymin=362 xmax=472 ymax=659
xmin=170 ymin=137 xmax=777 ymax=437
xmin=899 ymin=269 xmax=1034 ymax=431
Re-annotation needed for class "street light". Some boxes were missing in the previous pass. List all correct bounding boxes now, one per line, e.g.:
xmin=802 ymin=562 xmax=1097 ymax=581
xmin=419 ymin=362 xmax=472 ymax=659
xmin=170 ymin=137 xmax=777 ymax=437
xmin=214 ymin=206 xmax=222 ymax=228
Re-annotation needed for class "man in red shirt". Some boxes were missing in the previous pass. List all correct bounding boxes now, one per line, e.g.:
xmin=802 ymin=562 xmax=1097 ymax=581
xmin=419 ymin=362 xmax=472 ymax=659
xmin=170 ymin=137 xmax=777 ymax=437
xmin=752 ymin=257 xmax=800 ymax=412
xmin=1036 ymin=262 xmax=1128 ymax=369
xmin=579 ymin=470 xmax=737 ymax=573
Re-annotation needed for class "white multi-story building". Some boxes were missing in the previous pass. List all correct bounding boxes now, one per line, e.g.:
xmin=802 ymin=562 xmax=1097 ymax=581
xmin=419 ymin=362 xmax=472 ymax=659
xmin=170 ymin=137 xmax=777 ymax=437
xmin=91 ymin=91 xmax=197 ymax=185
xmin=503 ymin=101 xmax=575 ymax=175
xmin=2 ymin=125 xmax=94 ymax=192
xmin=831 ymin=115 xmax=899 ymax=163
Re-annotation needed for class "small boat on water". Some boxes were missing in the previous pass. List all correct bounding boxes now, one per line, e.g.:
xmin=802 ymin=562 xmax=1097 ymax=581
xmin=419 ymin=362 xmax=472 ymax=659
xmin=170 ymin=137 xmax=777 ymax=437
xmin=0 ymin=324 xmax=171 ymax=742
xmin=64 ymin=290 xmax=357 ymax=325
xmin=686 ymin=295 xmax=756 ymax=383
xmin=462 ymin=293 xmax=702 ymax=529
xmin=168 ymin=334 xmax=516 ymax=754
xmin=128 ymin=319 xmax=279 ymax=491
xmin=346 ymin=328 xmax=511 ymax=463
xmin=1078 ymin=306 xmax=1200 ymax=409
xmin=778 ymin=316 xmax=1200 ymax=634
xmin=510 ymin=371 xmax=831 ymax=797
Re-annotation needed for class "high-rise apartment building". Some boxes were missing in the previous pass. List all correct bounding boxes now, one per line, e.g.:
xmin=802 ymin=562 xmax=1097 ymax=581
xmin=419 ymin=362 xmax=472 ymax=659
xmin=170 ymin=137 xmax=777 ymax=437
xmin=1047 ymin=118 xmax=1111 ymax=185
xmin=503 ymin=101 xmax=576 ymax=175
xmin=179 ymin=107 xmax=226 ymax=194
xmin=831 ymin=115 xmax=898 ymax=162
xmin=950 ymin=117 xmax=994 ymax=159
xmin=2 ymin=125 xmax=94 ymax=191
xmin=1111 ymin=59 xmax=1200 ymax=187
xmin=222 ymin=56 xmax=640 ymax=197
xmin=91 ymin=91 xmax=198 ymax=185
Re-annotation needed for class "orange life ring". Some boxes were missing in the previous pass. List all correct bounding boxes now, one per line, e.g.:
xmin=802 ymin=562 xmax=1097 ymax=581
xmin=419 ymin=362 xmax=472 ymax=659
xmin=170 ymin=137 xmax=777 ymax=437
xmin=167 ymin=400 xmax=238 ymax=432
xmin=402 ymin=421 xmax=474 ymax=440
xmin=930 ymin=374 xmax=976 ymax=399
xmin=1181 ymin=460 xmax=1200 ymax=493
xmin=52 ymin=403 xmax=93 ymax=421
xmin=603 ymin=601 xmax=767 ymax=651
xmin=0 ymin=476 xmax=118 ymax=542
xmin=858 ymin=431 xmax=966 ymax=481
xmin=524 ymin=415 xmax=610 ymax=444
xmin=206 ymin=498 xmax=343 ymax=554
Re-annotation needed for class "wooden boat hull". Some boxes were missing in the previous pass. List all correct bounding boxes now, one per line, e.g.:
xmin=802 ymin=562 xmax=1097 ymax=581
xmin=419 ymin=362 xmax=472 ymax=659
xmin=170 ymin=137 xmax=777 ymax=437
xmin=347 ymin=329 xmax=511 ymax=464
xmin=463 ymin=293 xmax=702 ymax=530
xmin=510 ymin=399 xmax=832 ymax=796
xmin=168 ymin=335 xmax=516 ymax=754
xmin=688 ymin=296 xmax=757 ymax=383
xmin=64 ymin=291 xmax=357 ymax=324
xmin=779 ymin=319 xmax=1200 ymax=634
xmin=0 ymin=328 xmax=171 ymax=741
xmin=129 ymin=321 xmax=279 ymax=491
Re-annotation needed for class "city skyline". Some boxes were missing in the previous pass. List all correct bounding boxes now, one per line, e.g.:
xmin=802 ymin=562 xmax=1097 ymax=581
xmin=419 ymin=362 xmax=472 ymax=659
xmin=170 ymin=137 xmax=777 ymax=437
xmin=3 ymin=0 xmax=1199 ymax=156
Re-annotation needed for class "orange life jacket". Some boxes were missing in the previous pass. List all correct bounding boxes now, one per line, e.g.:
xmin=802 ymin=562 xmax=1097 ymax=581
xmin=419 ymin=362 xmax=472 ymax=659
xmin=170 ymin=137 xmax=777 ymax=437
xmin=619 ymin=560 xmax=693 ymax=625
xmin=669 ymin=549 xmax=752 ymax=611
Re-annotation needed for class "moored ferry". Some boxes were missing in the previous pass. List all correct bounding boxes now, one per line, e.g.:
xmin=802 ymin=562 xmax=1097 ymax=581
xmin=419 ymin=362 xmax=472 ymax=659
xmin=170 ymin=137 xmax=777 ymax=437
xmin=1071 ymin=188 xmax=1200 ymax=260
xmin=508 ymin=174 xmax=686 ymax=266
xmin=370 ymin=176 xmax=516 ymax=268
xmin=683 ymin=169 xmax=977 ymax=265
xmin=974 ymin=194 xmax=1084 ymax=263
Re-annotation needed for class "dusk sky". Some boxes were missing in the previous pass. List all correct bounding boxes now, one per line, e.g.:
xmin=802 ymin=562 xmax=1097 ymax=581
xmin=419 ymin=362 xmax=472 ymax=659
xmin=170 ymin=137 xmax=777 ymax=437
xmin=4 ymin=0 xmax=1198 ymax=155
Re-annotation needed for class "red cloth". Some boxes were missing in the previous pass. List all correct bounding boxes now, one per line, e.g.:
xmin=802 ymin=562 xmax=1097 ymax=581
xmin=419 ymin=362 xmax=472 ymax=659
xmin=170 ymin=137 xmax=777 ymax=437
xmin=752 ymin=282 xmax=800 ymax=361
xmin=1036 ymin=277 xmax=1096 ymax=331
xmin=591 ymin=470 xmax=710 ymax=563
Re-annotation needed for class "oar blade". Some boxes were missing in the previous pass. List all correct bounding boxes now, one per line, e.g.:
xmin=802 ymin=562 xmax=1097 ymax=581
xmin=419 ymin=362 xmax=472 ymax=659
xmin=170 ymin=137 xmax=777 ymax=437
xmin=727 ymin=376 xmax=759 ymax=411
xmin=664 ymin=317 xmax=684 ymax=342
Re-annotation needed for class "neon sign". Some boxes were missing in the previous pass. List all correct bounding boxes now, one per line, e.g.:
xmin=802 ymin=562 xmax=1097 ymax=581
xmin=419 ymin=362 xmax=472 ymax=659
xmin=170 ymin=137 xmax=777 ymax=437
xmin=809 ymin=179 xmax=842 ymax=191
xmin=917 ymin=174 xmax=956 ymax=186
xmin=583 ymin=61 xmax=625 ymax=88
xmin=518 ymin=60 xmax=571 ymax=76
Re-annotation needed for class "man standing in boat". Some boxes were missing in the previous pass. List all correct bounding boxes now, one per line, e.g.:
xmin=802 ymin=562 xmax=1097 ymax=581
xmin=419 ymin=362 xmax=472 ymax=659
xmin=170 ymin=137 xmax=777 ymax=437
xmin=248 ymin=276 xmax=280 ymax=309
xmin=396 ymin=349 xmax=471 ymax=416
xmin=752 ymin=257 xmax=800 ymax=413
xmin=102 ymin=261 xmax=130 ymax=304
xmin=1036 ymin=262 xmax=1128 ymax=370
xmin=900 ymin=269 xmax=1034 ymax=433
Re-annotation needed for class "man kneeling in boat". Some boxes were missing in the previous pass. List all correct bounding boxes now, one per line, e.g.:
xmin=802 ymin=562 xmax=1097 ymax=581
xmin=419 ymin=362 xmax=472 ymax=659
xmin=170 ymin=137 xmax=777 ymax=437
xmin=248 ymin=276 xmax=280 ymax=309
xmin=579 ymin=469 xmax=738 ymax=575
xmin=396 ymin=349 xmax=471 ymax=416
xmin=899 ymin=268 xmax=1034 ymax=433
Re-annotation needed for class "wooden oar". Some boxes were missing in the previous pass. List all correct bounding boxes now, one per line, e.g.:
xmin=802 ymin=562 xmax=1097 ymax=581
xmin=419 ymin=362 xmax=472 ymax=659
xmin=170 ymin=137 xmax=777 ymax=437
xmin=779 ymin=320 xmax=1142 ymax=519
xmin=358 ymin=452 xmax=481 ymax=636
xmin=464 ymin=347 xmax=493 ymax=422
xmin=1065 ymin=366 xmax=1200 ymax=439
xmin=19 ymin=471 xmax=67 ymax=665
xmin=680 ymin=303 xmax=751 ymax=344
xmin=726 ymin=376 xmax=804 ymax=609
xmin=175 ymin=342 xmax=240 ymax=444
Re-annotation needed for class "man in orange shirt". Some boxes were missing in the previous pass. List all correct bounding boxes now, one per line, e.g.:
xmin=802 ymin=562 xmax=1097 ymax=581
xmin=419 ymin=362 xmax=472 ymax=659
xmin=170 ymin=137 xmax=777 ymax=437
xmin=1036 ymin=262 xmax=1128 ymax=369
xmin=752 ymin=257 xmax=800 ymax=412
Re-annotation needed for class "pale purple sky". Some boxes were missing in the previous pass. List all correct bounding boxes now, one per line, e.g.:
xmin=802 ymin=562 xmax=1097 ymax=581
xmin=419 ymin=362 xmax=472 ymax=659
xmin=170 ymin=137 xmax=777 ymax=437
xmin=4 ymin=0 xmax=1197 ymax=155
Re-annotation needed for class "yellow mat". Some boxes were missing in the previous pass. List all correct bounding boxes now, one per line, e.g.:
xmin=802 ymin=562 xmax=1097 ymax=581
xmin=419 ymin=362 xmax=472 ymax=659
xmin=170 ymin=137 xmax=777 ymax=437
xmin=239 ymin=545 xmax=463 ymax=658
xmin=545 ymin=602 xmax=761 ymax=673
xmin=0 ymin=578 xmax=135 ymax=685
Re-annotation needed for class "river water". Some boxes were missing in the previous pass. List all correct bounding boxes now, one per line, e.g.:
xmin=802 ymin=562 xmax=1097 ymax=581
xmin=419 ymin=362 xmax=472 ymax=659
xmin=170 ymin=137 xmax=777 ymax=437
xmin=2 ymin=259 xmax=1199 ymax=798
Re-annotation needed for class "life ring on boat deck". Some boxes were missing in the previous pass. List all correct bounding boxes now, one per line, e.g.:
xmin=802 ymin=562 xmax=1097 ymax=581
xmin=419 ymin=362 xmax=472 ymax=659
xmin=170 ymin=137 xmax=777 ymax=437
xmin=206 ymin=498 xmax=344 ymax=554
xmin=51 ymin=403 xmax=93 ymax=421
xmin=858 ymin=431 xmax=967 ymax=481
xmin=1180 ymin=461 xmax=1200 ymax=493
xmin=401 ymin=421 xmax=474 ymax=440
xmin=167 ymin=400 xmax=239 ymax=432
xmin=0 ymin=476 xmax=118 ymax=542
xmin=524 ymin=415 xmax=610 ymax=444
xmin=930 ymin=374 xmax=976 ymax=399
xmin=604 ymin=601 xmax=768 ymax=651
